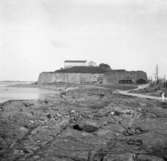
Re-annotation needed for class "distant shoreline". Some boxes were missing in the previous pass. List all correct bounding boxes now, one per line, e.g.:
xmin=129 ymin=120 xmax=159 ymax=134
xmin=0 ymin=82 xmax=63 ymax=104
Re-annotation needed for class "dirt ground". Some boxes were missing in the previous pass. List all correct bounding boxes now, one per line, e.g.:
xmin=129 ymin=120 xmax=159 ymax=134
xmin=0 ymin=85 xmax=167 ymax=161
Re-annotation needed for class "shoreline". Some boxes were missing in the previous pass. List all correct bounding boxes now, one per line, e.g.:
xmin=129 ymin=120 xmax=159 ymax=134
xmin=0 ymin=98 xmax=37 ymax=106
xmin=0 ymin=83 xmax=138 ymax=106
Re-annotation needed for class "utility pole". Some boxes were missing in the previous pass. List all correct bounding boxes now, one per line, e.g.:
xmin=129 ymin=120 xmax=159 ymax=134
xmin=164 ymin=75 xmax=167 ymax=88
xmin=155 ymin=64 xmax=159 ymax=82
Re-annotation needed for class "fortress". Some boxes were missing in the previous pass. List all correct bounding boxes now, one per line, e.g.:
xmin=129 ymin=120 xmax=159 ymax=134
xmin=38 ymin=61 xmax=147 ymax=85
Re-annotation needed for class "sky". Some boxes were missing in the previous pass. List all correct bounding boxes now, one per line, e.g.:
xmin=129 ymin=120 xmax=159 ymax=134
xmin=0 ymin=0 xmax=167 ymax=81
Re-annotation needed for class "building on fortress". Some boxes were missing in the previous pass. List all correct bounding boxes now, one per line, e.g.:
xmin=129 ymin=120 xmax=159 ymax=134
xmin=64 ymin=60 xmax=87 ymax=68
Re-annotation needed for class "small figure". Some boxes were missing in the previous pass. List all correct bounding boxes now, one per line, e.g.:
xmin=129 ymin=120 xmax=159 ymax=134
xmin=161 ymin=92 xmax=166 ymax=102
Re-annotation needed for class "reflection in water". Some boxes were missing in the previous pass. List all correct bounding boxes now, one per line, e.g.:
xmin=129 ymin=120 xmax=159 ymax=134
xmin=0 ymin=85 xmax=57 ymax=103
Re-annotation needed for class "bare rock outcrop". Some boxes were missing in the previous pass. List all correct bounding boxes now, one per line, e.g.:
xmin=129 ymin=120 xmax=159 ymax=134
xmin=1 ymin=86 xmax=167 ymax=161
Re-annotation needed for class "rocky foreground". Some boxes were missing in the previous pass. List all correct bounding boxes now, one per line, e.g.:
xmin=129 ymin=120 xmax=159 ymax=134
xmin=0 ymin=86 xmax=167 ymax=161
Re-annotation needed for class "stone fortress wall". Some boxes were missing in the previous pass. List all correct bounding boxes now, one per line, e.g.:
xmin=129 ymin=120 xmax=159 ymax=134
xmin=38 ymin=70 xmax=147 ymax=85
xmin=103 ymin=70 xmax=147 ymax=85
xmin=38 ymin=72 xmax=104 ymax=84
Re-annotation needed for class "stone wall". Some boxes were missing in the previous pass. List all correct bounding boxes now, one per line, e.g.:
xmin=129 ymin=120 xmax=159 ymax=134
xmin=103 ymin=70 xmax=147 ymax=85
xmin=38 ymin=72 xmax=104 ymax=84
xmin=38 ymin=70 xmax=147 ymax=85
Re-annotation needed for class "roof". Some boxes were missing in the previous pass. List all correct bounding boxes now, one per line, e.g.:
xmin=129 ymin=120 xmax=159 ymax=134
xmin=64 ymin=60 xmax=87 ymax=63
xmin=55 ymin=66 xmax=107 ymax=73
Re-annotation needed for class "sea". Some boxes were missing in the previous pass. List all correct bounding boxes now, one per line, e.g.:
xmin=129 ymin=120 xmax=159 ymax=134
xmin=0 ymin=81 xmax=57 ymax=103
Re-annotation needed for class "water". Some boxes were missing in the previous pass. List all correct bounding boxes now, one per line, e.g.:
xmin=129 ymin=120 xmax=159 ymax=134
xmin=0 ymin=82 xmax=57 ymax=103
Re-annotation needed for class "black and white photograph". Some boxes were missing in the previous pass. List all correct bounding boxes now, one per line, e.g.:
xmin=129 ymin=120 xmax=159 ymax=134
xmin=0 ymin=0 xmax=167 ymax=160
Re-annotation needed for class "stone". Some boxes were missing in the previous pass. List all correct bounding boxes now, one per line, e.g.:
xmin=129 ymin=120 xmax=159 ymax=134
xmin=136 ymin=154 xmax=164 ymax=161
xmin=104 ymin=153 xmax=135 ymax=161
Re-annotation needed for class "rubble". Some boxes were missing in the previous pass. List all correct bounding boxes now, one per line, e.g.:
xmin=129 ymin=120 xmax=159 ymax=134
xmin=0 ymin=86 xmax=167 ymax=161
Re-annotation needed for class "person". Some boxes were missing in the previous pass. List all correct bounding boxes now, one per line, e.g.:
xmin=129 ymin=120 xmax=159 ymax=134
xmin=161 ymin=92 xmax=166 ymax=102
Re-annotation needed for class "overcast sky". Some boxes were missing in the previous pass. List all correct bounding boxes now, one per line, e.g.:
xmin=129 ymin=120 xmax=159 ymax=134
xmin=0 ymin=0 xmax=167 ymax=81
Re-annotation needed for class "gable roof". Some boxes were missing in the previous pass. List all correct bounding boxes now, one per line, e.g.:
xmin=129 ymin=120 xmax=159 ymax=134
xmin=64 ymin=60 xmax=87 ymax=63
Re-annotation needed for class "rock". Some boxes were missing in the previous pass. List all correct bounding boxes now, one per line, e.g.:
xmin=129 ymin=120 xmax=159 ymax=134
xmin=20 ymin=126 xmax=29 ymax=132
xmin=136 ymin=154 xmax=164 ymax=161
xmin=72 ymin=121 xmax=99 ymax=133
xmin=0 ymin=137 xmax=7 ymax=151
xmin=33 ymin=155 xmax=40 ymax=160
xmin=123 ymin=127 xmax=147 ymax=136
xmin=104 ymin=153 xmax=135 ymax=161
xmin=46 ymin=113 xmax=52 ymax=119
xmin=127 ymin=139 xmax=143 ymax=146
xmin=13 ymin=149 xmax=24 ymax=155
xmin=72 ymin=123 xmax=99 ymax=133
xmin=1 ymin=85 xmax=167 ymax=161
xmin=82 ymin=124 xmax=99 ymax=133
